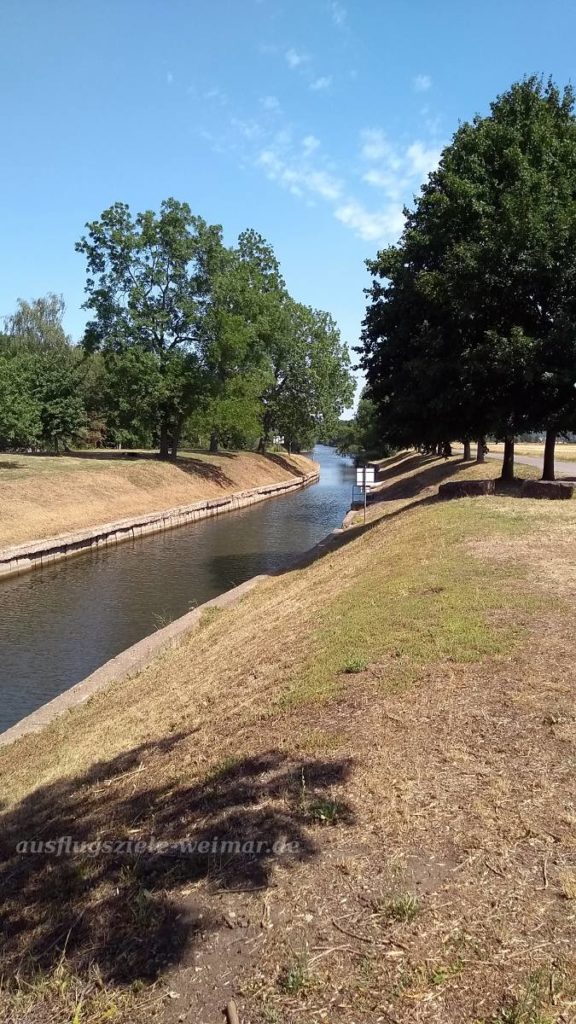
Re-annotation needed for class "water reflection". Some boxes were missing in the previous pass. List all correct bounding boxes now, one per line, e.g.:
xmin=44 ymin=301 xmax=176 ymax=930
xmin=0 ymin=446 xmax=354 ymax=731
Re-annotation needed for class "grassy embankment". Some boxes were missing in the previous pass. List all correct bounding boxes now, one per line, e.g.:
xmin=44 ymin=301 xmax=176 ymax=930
xmin=2 ymin=451 xmax=576 ymax=1023
xmin=0 ymin=450 xmax=314 ymax=549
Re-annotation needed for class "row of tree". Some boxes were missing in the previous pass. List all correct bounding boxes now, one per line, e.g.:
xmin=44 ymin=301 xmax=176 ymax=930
xmin=359 ymin=77 xmax=576 ymax=481
xmin=1 ymin=201 xmax=354 ymax=457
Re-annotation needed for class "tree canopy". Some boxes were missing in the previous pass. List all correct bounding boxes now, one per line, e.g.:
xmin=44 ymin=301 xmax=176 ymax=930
xmin=359 ymin=76 xmax=576 ymax=480
xmin=75 ymin=199 xmax=354 ymax=457
xmin=0 ymin=201 xmax=354 ymax=458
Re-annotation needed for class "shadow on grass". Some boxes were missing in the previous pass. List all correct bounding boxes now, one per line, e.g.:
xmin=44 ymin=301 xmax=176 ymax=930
xmin=258 ymin=451 xmax=312 ymax=477
xmin=278 ymin=455 xmax=512 ymax=575
xmin=372 ymin=455 xmax=468 ymax=500
xmin=170 ymin=455 xmax=235 ymax=489
xmin=0 ymin=732 xmax=353 ymax=986
xmin=373 ymin=452 xmax=439 ymax=485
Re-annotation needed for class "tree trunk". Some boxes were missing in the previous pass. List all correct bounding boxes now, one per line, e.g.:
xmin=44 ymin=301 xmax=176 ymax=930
xmin=501 ymin=435 xmax=515 ymax=482
xmin=462 ymin=440 xmax=471 ymax=461
xmin=209 ymin=430 xmax=219 ymax=454
xmin=542 ymin=429 xmax=557 ymax=481
xmin=159 ymin=422 xmax=170 ymax=460
xmin=169 ymin=416 xmax=184 ymax=460
xmin=476 ymin=437 xmax=485 ymax=464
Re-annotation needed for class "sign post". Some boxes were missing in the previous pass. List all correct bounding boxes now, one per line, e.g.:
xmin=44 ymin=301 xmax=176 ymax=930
xmin=356 ymin=465 xmax=375 ymax=524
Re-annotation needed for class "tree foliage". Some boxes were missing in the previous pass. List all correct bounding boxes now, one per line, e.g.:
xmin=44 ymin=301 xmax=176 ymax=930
xmin=0 ymin=202 xmax=353 ymax=457
xmin=75 ymin=199 xmax=354 ymax=456
xmin=359 ymin=76 xmax=576 ymax=480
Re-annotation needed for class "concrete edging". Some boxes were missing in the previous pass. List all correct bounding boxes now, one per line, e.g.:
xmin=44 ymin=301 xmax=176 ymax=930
xmin=0 ymin=470 xmax=319 ymax=580
xmin=0 ymin=517 xmax=344 ymax=749
xmin=0 ymin=575 xmax=267 ymax=748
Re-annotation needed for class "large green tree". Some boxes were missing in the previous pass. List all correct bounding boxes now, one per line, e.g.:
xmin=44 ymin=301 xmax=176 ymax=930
xmin=257 ymin=301 xmax=354 ymax=452
xmin=197 ymin=229 xmax=285 ymax=452
xmin=76 ymin=199 xmax=222 ymax=458
xmin=361 ymin=77 xmax=576 ymax=480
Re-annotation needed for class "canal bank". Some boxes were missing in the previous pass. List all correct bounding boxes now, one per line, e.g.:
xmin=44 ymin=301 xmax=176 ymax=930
xmin=0 ymin=447 xmax=355 ymax=732
xmin=0 ymin=468 xmax=319 ymax=581
xmin=0 ymin=521 xmax=349 ymax=749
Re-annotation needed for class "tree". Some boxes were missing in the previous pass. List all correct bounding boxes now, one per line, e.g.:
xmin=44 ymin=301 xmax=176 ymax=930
xmin=0 ymin=296 xmax=85 ymax=451
xmin=32 ymin=350 xmax=86 ymax=452
xmin=334 ymin=391 xmax=387 ymax=457
xmin=196 ymin=229 xmax=285 ymax=452
xmin=4 ymin=294 xmax=69 ymax=351
xmin=360 ymin=77 xmax=576 ymax=479
xmin=76 ymin=199 xmax=222 ymax=458
xmin=257 ymin=301 xmax=354 ymax=452
xmin=0 ymin=350 xmax=41 ymax=448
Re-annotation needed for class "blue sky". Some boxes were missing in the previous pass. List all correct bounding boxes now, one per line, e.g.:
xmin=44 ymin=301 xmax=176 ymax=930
xmin=1 ymin=0 xmax=575 ymax=409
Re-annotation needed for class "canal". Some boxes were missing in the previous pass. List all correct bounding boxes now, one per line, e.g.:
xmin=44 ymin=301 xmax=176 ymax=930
xmin=0 ymin=446 xmax=354 ymax=732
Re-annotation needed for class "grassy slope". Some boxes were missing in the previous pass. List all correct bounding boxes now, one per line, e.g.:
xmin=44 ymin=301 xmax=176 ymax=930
xmin=0 ymin=450 xmax=314 ymax=548
xmin=1 ymin=453 xmax=576 ymax=1023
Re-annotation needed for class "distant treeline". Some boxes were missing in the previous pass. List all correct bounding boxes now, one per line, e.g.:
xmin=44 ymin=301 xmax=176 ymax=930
xmin=0 ymin=203 xmax=354 ymax=457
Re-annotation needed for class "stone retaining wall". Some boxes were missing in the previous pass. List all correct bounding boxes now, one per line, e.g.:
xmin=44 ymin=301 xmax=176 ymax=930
xmin=0 ymin=469 xmax=319 ymax=580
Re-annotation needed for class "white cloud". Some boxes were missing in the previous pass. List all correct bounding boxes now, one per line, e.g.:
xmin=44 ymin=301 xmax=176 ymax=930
xmin=200 ymin=77 xmax=443 ymax=247
xmin=166 ymin=71 xmax=174 ymax=86
xmin=310 ymin=75 xmax=332 ymax=91
xmin=231 ymin=117 xmax=263 ymax=140
xmin=413 ymin=73 xmax=432 ymax=93
xmin=362 ymin=168 xmax=403 ymax=200
xmin=204 ymin=86 xmax=228 ymax=104
xmin=334 ymin=200 xmax=406 ymax=241
xmin=261 ymin=95 xmax=280 ymax=111
xmin=253 ymin=120 xmax=441 ymax=244
xmin=360 ymin=129 xmax=400 ymax=165
xmin=286 ymin=48 xmax=308 ymax=69
xmin=255 ymin=131 xmax=405 ymax=243
xmin=330 ymin=1 xmax=347 ymax=27
xmin=405 ymin=140 xmax=442 ymax=177
xmin=258 ymin=147 xmax=343 ymax=202
xmin=360 ymin=129 xmax=441 ymax=199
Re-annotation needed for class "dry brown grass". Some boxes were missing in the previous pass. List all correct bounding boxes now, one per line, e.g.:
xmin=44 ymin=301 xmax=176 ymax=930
xmin=0 ymin=449 xmax=314 ymax=548
xmin=490 ymin=441 xmax=576 ymax=463
xmin=1 ymin=452 xmax=576 ymax=1023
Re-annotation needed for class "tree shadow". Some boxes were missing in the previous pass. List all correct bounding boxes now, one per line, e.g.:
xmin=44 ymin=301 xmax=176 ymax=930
xmin=268 ymin=455 xmax=504 ymax=580
xmin=368 ymin=449 xmax=416 ymax=472
xmin=259 ymin=452 xmax=311 ymax=477
xmin=0 ymin=461 xmax=24 ymax=470
xmin=0 ymin=731 xmax=354 ymax=986
xmin=170 ymin=456 xmax=234 ymax=489
xmin=368 ymin=455 xmax=468 ymax=503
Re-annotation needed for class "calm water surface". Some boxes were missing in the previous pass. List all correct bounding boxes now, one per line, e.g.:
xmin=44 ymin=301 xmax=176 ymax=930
xmin=0 ymin=446 xmax=354 ymax=731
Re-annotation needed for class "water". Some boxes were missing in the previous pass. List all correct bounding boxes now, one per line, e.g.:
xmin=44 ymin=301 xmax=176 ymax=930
xmin=0 ymin=446 xmax=354 ymax=732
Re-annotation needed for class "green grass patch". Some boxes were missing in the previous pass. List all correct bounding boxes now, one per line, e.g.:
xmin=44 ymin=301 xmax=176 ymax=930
xmin=278 ymin=500 xmax=549 ymax=710
xmin=198 ymin=605 xmax=224 ymax=630
xmin=342 ymin=657 xmax=369 ymax=674
xmin=489 ymin=970 xmax=555 ymax=1024
xmin=278 ymin=952 xmax=310 ymax=994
